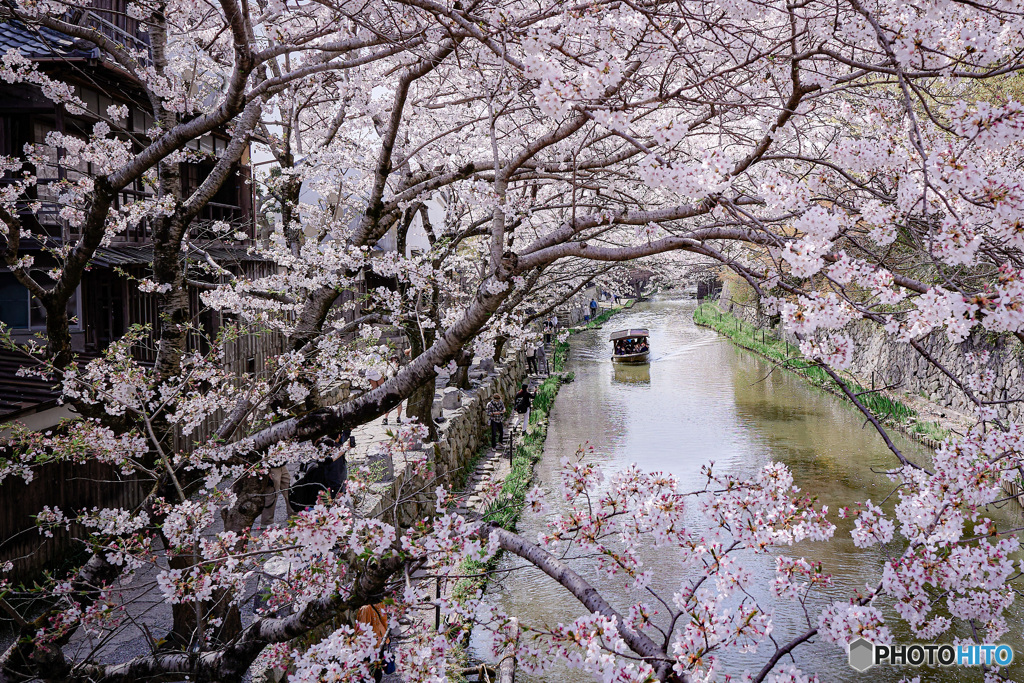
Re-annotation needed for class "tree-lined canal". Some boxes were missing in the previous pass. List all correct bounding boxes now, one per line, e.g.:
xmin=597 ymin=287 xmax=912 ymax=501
xmin=474 ymin=296 xmax=1023 ymax=682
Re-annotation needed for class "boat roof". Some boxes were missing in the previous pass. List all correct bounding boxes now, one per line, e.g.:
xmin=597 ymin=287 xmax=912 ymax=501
xmin=609 ymin=328 xmax=649 ymax=341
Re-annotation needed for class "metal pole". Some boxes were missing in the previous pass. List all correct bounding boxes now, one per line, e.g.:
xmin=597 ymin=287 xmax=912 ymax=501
xmin=435 ymin=577 xmax=441 ymax=630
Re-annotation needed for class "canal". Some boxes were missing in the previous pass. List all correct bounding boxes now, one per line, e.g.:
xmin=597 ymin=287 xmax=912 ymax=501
xmin=474 ymin=296 xmax=1023 ymax=682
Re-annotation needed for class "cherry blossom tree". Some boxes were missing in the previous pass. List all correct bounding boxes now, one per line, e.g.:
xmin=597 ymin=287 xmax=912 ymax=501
xmin=4 ymin=0 xmax=1024 ymax=681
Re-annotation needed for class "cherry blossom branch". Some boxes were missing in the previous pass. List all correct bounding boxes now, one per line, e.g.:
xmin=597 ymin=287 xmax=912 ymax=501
xmin=481 ymin=524 xmax=687 ymax=683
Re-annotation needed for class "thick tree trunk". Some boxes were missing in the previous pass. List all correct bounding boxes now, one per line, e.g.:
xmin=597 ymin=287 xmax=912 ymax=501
xmin=43 ymin=295 xmax=73 ymax=370
xmin=150 ymin=20 xmax=197 ymax=642
xmin=450 ymin=362 xmax=470 ymax=390
xmin=280 ymin=173 xmax=303 ymax=257
xmin=403 ymin=316 xmax=438 ymax=440
xmin=492 ymin=335 xmax=507 ymax=363
xmin=152 ymin=214 xmax=190 ymax=385
xmin=406 ymin=378 xmax=436 ymax=440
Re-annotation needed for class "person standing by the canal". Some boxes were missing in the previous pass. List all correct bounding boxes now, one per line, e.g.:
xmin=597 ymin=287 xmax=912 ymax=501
xmin=525 ymin=343 xmax=538 ymax=374
xmin=487 ymin=393 xmax=506 ymax=447
xmin=589 ymin=298 xmax=598 ymax=320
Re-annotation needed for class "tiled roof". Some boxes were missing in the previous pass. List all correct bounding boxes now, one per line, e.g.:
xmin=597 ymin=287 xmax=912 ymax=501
xmin=0 ymin=21 xmax=97 ymax=60
xmin=0 ymin=349 xmax=107 ymax=421
xmin=0 ymin=349 xmax=61 ymax=419
xmin=89 ymin=244 xmax=268 ymax=267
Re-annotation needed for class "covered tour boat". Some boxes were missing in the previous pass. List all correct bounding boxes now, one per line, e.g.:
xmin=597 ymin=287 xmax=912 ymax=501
xmin=609 ymin=328 xmax=650 ymax=364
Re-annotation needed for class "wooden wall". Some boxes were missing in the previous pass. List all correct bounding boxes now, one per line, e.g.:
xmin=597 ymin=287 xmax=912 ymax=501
xmin=0 ymin=459 xmax=144 ymax=584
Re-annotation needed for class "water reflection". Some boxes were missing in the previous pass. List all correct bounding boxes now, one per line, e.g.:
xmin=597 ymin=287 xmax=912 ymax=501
xmin=612 ymin=363 xmax=650 ymax=385
xmin=474 ymin=297 xmax=1024 ymax=682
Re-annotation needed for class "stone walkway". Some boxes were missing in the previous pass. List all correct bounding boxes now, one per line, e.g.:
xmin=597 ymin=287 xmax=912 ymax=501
xmin=380 ymin=372 xmax=550 ymax=683
xmin=460 ymin=445 xmax=513 ymax=515
xmin=380 ymin=435 xmax=514 ymax=683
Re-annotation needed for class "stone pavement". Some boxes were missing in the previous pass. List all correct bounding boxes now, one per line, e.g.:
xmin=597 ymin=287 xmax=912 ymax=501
xmin=375 ymin=430 xmax=520 ymax=683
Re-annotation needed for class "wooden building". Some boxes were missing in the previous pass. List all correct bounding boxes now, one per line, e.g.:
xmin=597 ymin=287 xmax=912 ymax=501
xmin=0 ymin=9 xmax=268 ymax=422
xmin=0 ymin=6 xmax=282 ymax=582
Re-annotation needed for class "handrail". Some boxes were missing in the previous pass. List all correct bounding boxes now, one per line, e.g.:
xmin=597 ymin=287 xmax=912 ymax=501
xmin=80 ymin=10 xmax=151 ymax=54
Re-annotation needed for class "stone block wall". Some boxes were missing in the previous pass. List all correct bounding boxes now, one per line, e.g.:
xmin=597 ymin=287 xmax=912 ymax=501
xmin=361 ymin=353 xmax=528 ymax=528
xmin=844 ymin=321 xmax=1024 ymax=422
xmin=717 ymin=280 xmax=1024 ymax=423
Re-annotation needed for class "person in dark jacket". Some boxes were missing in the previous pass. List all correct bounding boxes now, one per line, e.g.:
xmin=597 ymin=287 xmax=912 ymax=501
xmin=486 ymin=393 xmax=505 ymax=447
xmin=514 ymin=382 xmax=534 ymax=429
xmin=292 ymin=432 xmax=354 ymax=511
xmin=289 ymin=458 xmax=330 ymax=511
xmin=322 ymin=429 xmax=353 ymax=496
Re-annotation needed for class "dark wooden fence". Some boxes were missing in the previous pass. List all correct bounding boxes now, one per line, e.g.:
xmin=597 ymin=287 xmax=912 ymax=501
xmin=0 ymin=459 xmax=144 ymax=584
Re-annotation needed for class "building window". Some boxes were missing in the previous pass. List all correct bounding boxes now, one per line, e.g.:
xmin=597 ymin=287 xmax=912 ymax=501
xmin=0 ymin=273 xmax=80 ymax=330
xmin=0 ymin=274 xmax=28 ymax=328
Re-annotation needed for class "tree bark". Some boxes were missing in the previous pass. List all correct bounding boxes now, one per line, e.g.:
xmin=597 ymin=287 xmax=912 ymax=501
xmin=483 ymin=524 xmax=688 ymax=683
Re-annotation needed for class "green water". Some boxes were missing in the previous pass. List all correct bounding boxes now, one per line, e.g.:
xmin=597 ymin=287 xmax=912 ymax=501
xmin=474 ymin=297 xmax=1023 ymax=682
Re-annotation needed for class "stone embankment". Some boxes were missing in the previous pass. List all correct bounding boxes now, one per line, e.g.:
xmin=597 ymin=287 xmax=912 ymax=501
xmin=715 ymin=280 xmax=1024 ymax=501
xmin=352 ymin=353 xmax=528 ymax=528
xmin=716 ymin=281 xmax=1018 ymax=428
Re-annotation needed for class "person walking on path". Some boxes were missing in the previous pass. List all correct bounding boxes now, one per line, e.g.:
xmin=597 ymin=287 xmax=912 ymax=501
xmin=536 ymin=343 xmax=548 ymax=376
xmin=514 ymin=382 xmax=534 ymax=430
xmin=378 ymin=347 xmax=411 ymax=425
xmin=525 ymin=344 xmax=538 ymax=374
xmin=260 ymin=461 xmax=291 ymax=527
xmin=486 ymin=393 xmax=506 ymax=447
xmin=366 ymin=368 xmax=397 ymax=426
xmin=589 ymin=298 xmax=598 ymax=320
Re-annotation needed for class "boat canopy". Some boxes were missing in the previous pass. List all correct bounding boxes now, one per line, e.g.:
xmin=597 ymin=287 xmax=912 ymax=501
xmin=609 ymin=328 xmax=649 ymax=341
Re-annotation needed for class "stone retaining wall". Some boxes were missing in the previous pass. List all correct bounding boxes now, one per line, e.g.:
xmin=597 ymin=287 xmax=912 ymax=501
xmin=360 ymin=353 xmax=528 ymax=528
xmin=718 ymin=280 xmax=1024 ymax=424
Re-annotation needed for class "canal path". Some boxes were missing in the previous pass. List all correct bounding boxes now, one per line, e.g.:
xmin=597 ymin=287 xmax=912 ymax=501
xmin=473 ymin=296 xmax=1024 ymax=682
